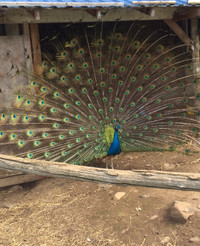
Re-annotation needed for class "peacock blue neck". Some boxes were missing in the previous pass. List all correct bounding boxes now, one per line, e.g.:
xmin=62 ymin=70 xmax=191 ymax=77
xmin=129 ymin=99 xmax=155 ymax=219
xmin=107 ymin=129 xmax=121 ymax=156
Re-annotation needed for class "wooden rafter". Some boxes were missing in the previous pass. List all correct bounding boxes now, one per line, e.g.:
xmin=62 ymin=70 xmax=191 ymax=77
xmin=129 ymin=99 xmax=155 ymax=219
xmin=164 ymin=19 xmax=193 ymax=50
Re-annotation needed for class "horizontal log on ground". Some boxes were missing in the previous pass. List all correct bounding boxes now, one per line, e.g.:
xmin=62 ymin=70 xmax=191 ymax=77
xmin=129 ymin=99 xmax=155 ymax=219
xmin=0 ymin=154 xmax=200 ymax=190
xmin=0 ymin=173 xmax=45 ymax=188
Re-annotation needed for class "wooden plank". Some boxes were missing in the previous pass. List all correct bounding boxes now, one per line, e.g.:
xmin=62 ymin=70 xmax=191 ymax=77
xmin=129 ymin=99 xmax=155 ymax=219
xmin=0 ymin=174 xmax=44 ymax=188
xmin=30 ymin=23 xmax=42 ymax=73
xmin=0 ymin=154 xmax=200 ymax=190
xmin=0 ymin=7 xmax=176 ymax=24
xmin=173 ymin=8 xmax=200 ymax=21
xmin=164 ymin=19 xmax=193 ymax=49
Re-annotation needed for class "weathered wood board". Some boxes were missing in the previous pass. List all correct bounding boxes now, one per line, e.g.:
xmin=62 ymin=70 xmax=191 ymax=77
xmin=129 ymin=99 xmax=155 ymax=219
xmin=0 ymin=34 xmax=32 ymax=107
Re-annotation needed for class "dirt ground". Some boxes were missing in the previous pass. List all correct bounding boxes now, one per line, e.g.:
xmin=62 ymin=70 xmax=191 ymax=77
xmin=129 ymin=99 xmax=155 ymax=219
xmin=1 ymin=152 xmax=200 ymax=246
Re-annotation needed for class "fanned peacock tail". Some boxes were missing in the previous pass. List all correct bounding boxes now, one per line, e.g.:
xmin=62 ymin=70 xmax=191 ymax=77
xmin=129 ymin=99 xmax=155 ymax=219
xmin=1 ymin=22 xmax=200 ymax=165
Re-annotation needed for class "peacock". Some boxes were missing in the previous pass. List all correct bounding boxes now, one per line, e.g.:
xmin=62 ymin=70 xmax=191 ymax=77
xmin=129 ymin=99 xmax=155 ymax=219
xmin=0 ymin=21 xmax=200 ymax=168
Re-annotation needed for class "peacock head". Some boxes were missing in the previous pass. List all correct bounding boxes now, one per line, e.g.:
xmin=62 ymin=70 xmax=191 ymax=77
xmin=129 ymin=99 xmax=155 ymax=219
xmin=115 ymin=124 xmax=122 ymax=132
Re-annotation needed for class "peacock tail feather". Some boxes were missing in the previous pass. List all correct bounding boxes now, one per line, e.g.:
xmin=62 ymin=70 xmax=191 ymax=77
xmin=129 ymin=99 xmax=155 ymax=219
xmin=0 ymin=22 xmax=200 ymax=165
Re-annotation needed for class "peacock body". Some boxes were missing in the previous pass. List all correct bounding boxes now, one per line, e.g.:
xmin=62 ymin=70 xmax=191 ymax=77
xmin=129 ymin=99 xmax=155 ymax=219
xmin=0 ymin=22 xmax=200 ymax=166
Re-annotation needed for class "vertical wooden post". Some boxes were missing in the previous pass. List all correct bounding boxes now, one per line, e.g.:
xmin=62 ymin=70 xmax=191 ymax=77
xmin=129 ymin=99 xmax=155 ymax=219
xmin=23 ymin=23 xmax=34 ymax=74
xmin=190 ymin=18 xmax=200 ymax=107
xmin=30 ymin=23 xmax=42 ymax=73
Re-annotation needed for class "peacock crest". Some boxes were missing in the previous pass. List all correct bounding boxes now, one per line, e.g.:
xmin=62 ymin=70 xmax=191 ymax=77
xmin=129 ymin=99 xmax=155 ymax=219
xmin=0 ymin=22 xmax=200 ymax=165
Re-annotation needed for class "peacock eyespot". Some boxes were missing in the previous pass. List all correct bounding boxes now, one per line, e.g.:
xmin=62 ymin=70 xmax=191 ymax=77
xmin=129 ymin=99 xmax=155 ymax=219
xmin=133 ymin=41 xmax=140 ymax=47
xmin=68 ymin=63 xmax=74 ymax=68
xmin=120 ymin=66 xmax=125 ymax=72
xmin=145 ymin=53 xmax=151 ymax=59
xmin=53 ymin=123 xmax=59 ymax=128
xmin=150 ymin=84 xmax=155 ymax=89
xmin=171 ymin=67 xmax=176 ymax=72
xmin=88 ymin=79 xmax=93 ymax=84
xmin=62 ymin=151 xmax=67 ymax=156
xmin=75 ymin=101 xmax=81 ymax=106
xmin=100 ymin=82 xmax=105 ymax=87
xmin=144 ymin=74 xmax=149 ymax=80
xmin=97 ymin=39 xmax=104 ymax=45
xmin=131 ymin=77 xmax=136 ymax=82
xmin=99 ymin=68 xmax=105 ymax=73
xmin=50 ymin=142 xmax=56 ymax=147
xmin=42 ymin=133 xmax=48 ymax=138
xmin=138 ymin=86 xmax=143 ymax=91
xmin=114 ymin=46 xmax=120 ymax=52
xmin=156 ymin=99 xmax=161 ymax=104
xmin=78 ymin=48 xmax=84 ymax=55
xmin=112 ymin=74 xmax=117 ymax=79
xmin=61 ymin=51 xmax=67 ymax=57
xmin=93 ymin=90 xmax=98 ymax=96
xmin=137 ymin=65 xmax=142 ymax=70
xmin=118 ymin=80 xmax=123 ymax=86
xmin=83 ymin=62 xmax=88 ymax=68
xmin=154 ymin=64 xmax=159 ymax=69
xmin=147 ymin=116 xmax=152 ymax=120
xmin=71 ymin=39 xmax=78 ymax=45
xmin=130 ymin=102 xmax=135 ymax=107
xmin=27 ymin=153 xmax=33 ymax=159
xmin=44 ymin=152 xmax=50 ymax=157
xmin=134 ymin=114 xmax=138 ymax=118
xmin=61 ymin=76 xmax=66 ymax=81
xmin=41 ymin=86 xmax=47 ymax=92
xmin=68 ymin=88 xmax=74 ymax=94
xmin=125 ymin=90 xmax=130 ymax=95
xmin=88 ymin=103 xmax=93 ymax=108
xmin=75 ymin=115 xmax=81 ymax=119
xmin=142 ymin=97 xmax=147 ymax=102
xmin=75 ymin=75 xmax=81 ymax=80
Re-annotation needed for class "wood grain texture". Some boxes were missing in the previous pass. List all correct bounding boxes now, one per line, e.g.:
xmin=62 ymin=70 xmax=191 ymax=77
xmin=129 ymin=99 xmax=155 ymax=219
xmin=0 ymin=154 xmax=200 ymax=190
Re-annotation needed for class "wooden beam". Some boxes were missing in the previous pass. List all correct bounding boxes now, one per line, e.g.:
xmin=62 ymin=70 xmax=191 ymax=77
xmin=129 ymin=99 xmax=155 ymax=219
xmin=0 ymin=174 xmax=44 ymax=188
xmin=1 ymin=154 xmax=200 ymax=190
xmin=30 ymin=23 xmax=42 ymax=73
xmin=0 ymin=7 xmax=176 ymax=24
xmin=164 ymin=19 xmax=193 ymax=49
xmin=173 ymin=8 xmax=200 ymax=21
xmin=135 ymin=7 xmax=156 ymax=17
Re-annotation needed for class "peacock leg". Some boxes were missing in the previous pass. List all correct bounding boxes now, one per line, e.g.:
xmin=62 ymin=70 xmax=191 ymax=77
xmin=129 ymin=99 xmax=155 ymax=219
xmin=105 ymin=156 xmax=109 ymax=169
xmin=111 ymin=156 xmax=114 ymax=169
